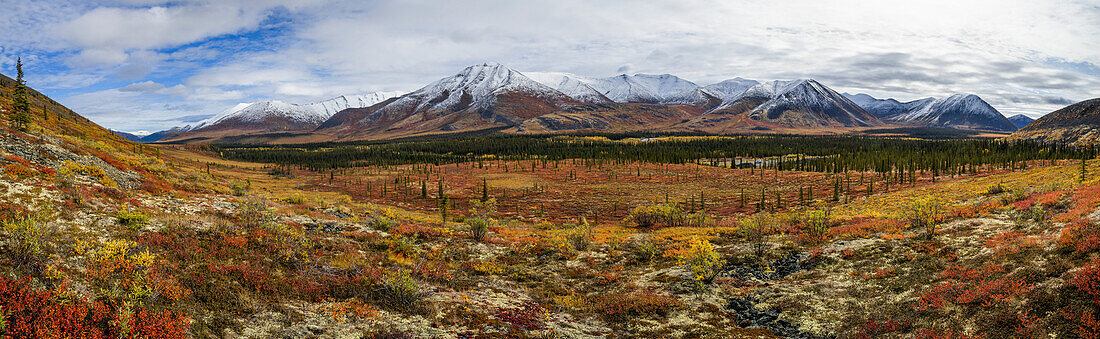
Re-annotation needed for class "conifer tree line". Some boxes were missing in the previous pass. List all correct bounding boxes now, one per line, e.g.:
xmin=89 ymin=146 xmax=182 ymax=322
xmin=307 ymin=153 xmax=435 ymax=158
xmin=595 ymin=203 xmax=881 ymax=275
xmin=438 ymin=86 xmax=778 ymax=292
xmin=214 ymin=135 xmax=1094 ymax=176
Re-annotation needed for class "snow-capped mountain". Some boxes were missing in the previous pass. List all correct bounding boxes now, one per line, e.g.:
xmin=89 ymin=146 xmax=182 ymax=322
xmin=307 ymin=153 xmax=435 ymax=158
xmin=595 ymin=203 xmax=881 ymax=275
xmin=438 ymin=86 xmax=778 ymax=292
xmin=521 ymin=72 xmax=612 ymax=103
xmin=524 ymin=72 xmax=711 ymax=105
xmin=585 ymin=74 xmax=708 ymax=105
xmin=1007 ymin=114 xmax=1035 ymax=129
xmin=154 ymin=91 xmax=403 ymax=143
xmin=738 ymin=79 xmax=881 ymax=127
xmin=318 ymin=63 xmax=580 ymax=139
xmin=192 ymin=92 xmax=404 ymax=131
xmin=843 ymin=93 xmax=1017 ymax=132
xmin=701 ymin=78 xmax=760 ymax=103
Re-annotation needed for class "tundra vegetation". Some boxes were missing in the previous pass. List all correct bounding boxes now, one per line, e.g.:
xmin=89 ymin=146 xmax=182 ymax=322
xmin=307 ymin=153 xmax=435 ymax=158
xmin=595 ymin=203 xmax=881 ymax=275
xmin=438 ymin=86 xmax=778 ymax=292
xmin=3 ymin=88 xmax=1100 ymax=338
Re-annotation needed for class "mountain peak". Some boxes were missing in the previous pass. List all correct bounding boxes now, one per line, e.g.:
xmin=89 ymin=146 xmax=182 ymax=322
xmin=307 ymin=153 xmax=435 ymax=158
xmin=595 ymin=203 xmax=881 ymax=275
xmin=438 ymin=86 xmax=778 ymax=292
xmin=847 ymin=92 xmax=1016 ymax=132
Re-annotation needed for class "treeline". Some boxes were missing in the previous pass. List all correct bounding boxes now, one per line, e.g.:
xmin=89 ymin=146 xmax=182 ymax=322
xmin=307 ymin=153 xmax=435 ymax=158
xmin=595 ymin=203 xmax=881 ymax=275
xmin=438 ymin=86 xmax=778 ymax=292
xmin=212 ymin=135 xmax=1094 ymax=175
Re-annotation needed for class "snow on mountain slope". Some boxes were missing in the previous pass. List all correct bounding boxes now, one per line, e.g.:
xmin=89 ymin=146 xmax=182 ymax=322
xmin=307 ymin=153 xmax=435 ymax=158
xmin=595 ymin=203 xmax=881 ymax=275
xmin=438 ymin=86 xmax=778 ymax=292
xmin=702 ymin=78 xmax=759 ymax=103
xmin=583 ymin=74 xmax=707 ymax=105
xmin=844 ymin=93 xmax=1016 ymax=131
xmin=522 ymin=72 xmax=612 ymax=103
xmin=380 ymin=62 xmax=572 ymax=116
xmin=318 ymin=63 xmax=581 ymax=139
xmin=731 ymin=79 xmax=881 ymax=127
xmin=309 ymin=92 xmax=406 ymax=117
xmin=190 ymin=91 xmax=404 ymax=131
xmin=841 ymin=93 xmax=936 ymax=118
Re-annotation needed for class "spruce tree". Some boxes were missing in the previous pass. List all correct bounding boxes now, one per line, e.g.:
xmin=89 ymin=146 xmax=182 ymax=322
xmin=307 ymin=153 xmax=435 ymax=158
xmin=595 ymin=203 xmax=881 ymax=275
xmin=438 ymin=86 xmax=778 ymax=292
xmin=10 ymin=57 xmax=31 ymax=130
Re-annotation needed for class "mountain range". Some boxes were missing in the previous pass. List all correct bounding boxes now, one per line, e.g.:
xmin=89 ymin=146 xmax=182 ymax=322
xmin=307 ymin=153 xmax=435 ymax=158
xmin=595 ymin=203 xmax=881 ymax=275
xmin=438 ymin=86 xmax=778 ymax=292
xmin=149 ymin=62 xmax=1025 ymax=144
xmin=842 ymin=93 xmax=1018 ymax=132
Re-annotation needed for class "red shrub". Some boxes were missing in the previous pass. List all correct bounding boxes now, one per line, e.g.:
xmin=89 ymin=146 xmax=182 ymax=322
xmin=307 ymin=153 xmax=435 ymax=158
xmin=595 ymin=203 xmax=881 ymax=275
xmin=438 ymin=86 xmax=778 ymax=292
xmin=1073 ymin=257 xmax=1100 ymax=305
xmin=0 ymin=276 xmax=189 ymax=338
xmin=1059 ymin=219 xmax=1100 ymax=253
xmin=1062 ymin=308 xmax=1100 ymax=339
xmin=493 ymin=300 xmax=548 ymax=332
xmin=917 ymin=264 xmax=1033 ymax=309
xmin=855 ymin=318 xmax=908 ymax=338
xmin=4 ymin=154 xmax=33 ymax=167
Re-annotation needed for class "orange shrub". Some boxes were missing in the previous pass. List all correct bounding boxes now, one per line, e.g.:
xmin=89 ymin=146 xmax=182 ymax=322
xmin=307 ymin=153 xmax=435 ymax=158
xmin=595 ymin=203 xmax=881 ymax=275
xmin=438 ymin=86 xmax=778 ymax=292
xmin=4 ymin=154 xmax=33 ymax=167
xmin=4 ymin=163 xmax=34 ymax=178
xmin=1059 ymin=219 xmax=1100 ymax=253
xmin=0 ymin=276 xmax=189 ymax=338
xmin=917 ymin=263 xmax=1032 ymax=309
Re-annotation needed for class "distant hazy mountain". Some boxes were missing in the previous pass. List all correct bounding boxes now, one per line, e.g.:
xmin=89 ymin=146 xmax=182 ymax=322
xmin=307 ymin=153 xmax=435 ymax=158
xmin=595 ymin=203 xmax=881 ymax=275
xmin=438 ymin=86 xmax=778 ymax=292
xmin=155 ymin=91 xmax=403 ymax=143
xmin=112 ymin=130 xmax=145 ymax=142
xmin=1008 ymin=114 xmax=1035 ymax=129
xmin=843 ymin=93 xmax=1017 ymax=132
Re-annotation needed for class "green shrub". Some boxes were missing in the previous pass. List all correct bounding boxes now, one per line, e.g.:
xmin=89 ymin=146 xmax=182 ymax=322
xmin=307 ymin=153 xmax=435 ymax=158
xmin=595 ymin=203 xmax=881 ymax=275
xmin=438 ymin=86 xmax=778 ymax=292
xmin=236 ymin=199 xmax=270 ymax=228
xmin=802 ymin=209 xmax=832 ymax=244
xmin=628 ymin=238 xmax=661 ymax=263
xmin=1 ymin=211 xmax=52 ymax=268
xmin=679 ymin=237 xmax=724 ymax=283
xmin=370 ymin=216 xmax=395 ymax=231
xmin=281 ymin=194 xmax=306 ymax=205
xmin=628 ymin=204 xmax=684 ymax=228
xmin=374 ymin=270 xmax=428 ymax=310
xmin=465 ymin=217 xmax=490 ymax=241
xmin=115 ymin=207 xmax=149 ymax=230
xmin=740 ymin=214 xmax=770 ymax=260
xmin=984 ymin=183 xmax=1007 ymax=195
xmin=906 ymin=197 xmax=944 ymax=240
xmin=230 ymin=180 xmax=250 ymax=196
xmin=564 ymin=222 xmax=592 ymax=251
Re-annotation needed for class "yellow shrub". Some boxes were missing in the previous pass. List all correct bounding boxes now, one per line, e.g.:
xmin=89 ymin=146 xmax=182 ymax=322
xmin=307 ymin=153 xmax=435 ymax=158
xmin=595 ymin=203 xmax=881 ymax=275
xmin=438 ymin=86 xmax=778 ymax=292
xmin=628 ymin=204 xmax=684 ymax=228
xmin=678 ymin=236 xmax=724 ymax=282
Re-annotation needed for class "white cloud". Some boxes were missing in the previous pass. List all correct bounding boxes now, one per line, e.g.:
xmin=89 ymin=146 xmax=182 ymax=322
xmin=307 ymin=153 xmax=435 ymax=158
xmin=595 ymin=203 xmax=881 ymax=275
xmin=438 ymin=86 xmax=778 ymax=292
xmin=4 ymin=0 xmax=1099 ymax=131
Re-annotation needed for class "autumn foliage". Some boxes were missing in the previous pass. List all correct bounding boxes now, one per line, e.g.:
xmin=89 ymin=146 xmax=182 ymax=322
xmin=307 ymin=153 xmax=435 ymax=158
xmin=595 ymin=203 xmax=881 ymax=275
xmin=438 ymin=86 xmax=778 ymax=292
xmin=0 ymin=276 xmax=189 ymax=338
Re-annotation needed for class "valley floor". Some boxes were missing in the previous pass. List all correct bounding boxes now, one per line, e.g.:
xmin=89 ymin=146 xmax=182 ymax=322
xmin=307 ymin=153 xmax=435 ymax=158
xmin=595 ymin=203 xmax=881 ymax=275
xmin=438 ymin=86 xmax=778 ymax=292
xmin=2 ymin=138 xmax=1100 ymax=338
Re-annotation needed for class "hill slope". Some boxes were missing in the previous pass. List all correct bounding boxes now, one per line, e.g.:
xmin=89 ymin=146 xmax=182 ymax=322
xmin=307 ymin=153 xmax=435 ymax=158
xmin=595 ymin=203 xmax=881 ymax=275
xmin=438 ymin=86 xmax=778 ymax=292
xmin=1007 ymin=98 xmax=1100 ymax=145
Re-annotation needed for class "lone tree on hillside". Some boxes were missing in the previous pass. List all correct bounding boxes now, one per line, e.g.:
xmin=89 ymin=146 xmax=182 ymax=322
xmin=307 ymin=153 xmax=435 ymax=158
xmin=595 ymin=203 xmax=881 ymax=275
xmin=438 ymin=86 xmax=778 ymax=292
xmin=10 ymin=57 xmax=31 ymax=130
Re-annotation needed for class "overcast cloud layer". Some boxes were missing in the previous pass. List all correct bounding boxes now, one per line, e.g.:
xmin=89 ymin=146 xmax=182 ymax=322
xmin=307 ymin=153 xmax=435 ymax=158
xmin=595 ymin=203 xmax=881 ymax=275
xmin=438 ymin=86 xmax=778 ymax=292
xmin=1 ymin=0 xmax=1098 ymax=133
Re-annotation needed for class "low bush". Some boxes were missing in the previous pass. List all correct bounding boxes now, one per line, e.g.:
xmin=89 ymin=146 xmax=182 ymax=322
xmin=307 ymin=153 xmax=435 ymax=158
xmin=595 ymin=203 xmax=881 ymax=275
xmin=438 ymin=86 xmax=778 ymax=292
xmin=628 ymin=204 xmax=684 ymax=228
xmin=678 ymin=237 xmax=724 ymax=283
xmin=906 ymin=197 xmax=945 ymax=240
xmin=1059 ymin=219 xmax=1100 ymax=253
xmin=465 ymin=217 xmax=490 ymax=241
xmin=591 ymin=290 xmax=682 ymax=320
xmin=373 ymin=270 xmax=428 ymax=310
xmin=115 ymin=207 xmax=149 ymax=230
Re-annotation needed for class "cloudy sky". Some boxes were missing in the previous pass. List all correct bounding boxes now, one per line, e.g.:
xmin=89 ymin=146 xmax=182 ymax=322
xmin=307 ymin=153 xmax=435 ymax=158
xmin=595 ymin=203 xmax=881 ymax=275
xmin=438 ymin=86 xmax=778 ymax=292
xmin=2 ymin=0 xmax=1098 ymax=133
